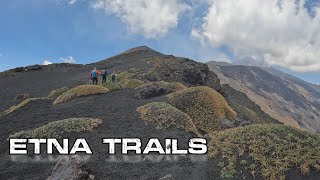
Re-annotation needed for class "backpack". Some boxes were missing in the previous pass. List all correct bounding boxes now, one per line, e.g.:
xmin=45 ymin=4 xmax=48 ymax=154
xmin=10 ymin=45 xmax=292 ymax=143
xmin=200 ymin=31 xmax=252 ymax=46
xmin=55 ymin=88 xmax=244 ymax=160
xmin=91 ymin=70 xmax=97 ymax=78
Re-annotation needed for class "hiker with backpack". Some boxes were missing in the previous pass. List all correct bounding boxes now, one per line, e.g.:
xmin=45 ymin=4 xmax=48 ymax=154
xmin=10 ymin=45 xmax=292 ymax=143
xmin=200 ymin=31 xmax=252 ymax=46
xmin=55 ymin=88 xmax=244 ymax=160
xmin=90 ymin=67 xmax=100 ymax=85
xmin=111 ymin=71 xmax=117 ymax=83
xmin=101 ymin=68 xmax=108 ymax=84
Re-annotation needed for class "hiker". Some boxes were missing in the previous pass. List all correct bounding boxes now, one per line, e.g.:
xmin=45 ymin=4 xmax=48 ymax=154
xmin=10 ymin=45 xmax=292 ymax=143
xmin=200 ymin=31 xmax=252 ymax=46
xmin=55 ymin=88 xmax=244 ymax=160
xmin=90 ymin=67 xmax=100 ymax=85
xmin=101 ymin=68 xmax=108 ymax=84
xmin=111 ymin=71 xmax=117 ymax=83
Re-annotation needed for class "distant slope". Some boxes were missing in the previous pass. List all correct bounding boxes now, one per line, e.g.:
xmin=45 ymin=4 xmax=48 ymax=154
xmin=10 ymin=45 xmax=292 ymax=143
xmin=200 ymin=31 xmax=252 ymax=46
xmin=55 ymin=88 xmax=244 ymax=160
xmin=207 ymin=62 xmax=320 ymax=132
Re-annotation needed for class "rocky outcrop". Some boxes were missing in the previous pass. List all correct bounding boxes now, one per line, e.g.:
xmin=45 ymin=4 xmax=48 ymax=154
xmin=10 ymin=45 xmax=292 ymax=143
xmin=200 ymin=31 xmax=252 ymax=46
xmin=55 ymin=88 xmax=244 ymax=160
xmin=48 ymin=156 xmax=93 ymax=180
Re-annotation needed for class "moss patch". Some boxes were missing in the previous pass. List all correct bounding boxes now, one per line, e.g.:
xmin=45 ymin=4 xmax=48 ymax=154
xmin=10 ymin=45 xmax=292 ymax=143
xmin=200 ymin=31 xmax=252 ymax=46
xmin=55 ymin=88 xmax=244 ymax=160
xmin=119 ymin=79 xmax=145 ymax=89
xmin=1 ymin=98 xmax=48 ymax=116
xmin=0 ymin=69 xmax=16 ymax=77
xmin=137 ymin=102 xmax=200 ymax=136
xmin=101 ymin=82 xmax=121 ymax=91
xmin=117 ymin=71 xmax=136 ymax=82
xmin=9 ymin=118 xmax=102 ymax=139
xmin=54 ymin=85 xmax=109 ymax=105
xmin=167 ymin=86 xmax=237 ymax=133
xmin=208 ymin=124 xmax=320 ymax=179
xmin=48 ymin=87 xmax=69 ymax=100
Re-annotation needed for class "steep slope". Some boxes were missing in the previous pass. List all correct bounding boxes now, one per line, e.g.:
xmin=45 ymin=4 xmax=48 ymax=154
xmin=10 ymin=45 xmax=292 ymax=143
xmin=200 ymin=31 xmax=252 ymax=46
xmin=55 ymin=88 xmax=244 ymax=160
xmin=2 ymin=46 xmax=312 ymax=179
xmin=207 ymin=61 xmax=320 ymax=132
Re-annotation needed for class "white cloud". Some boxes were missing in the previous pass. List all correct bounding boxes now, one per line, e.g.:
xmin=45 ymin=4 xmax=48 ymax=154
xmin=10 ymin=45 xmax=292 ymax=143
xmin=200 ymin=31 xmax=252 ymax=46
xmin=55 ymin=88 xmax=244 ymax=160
xmin=42 ymin=60 xmax=53 ymax=65
xmin=192 ymin=0 xmax=320 ymax=72
xmin=92 ymin=0 xmax=190 ymax=39
xmin=68 ymin=0 xmax=77 ymax=5
xmin=60 ymin=56 xmax=76 ymax=63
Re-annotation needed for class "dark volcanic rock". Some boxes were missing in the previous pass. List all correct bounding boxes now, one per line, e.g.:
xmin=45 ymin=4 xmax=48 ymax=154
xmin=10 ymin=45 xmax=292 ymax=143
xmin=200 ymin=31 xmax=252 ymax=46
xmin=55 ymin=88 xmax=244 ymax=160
xmin=136 ymin=86 xmax=168 ymax=99
xmin=221 ymin=119 xmax=235 ymax=128
xmin=48 ymin=156 xmax=92 ymax=180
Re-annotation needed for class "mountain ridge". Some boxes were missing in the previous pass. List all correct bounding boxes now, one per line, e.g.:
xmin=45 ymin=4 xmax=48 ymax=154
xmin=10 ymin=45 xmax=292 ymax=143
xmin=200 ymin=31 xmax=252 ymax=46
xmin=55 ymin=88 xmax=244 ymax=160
xmin=207 ymin=61 xmax=320 ymax=132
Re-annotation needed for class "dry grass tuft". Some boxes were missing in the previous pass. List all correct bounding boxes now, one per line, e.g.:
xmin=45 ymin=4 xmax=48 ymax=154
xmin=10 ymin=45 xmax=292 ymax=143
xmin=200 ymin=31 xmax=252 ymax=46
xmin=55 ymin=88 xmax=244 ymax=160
xmin=137 ymin=102 xmax=200 ymax=136
xmin=48 ymin=87 xmax=69 ymax=100
xmin=167 ymin=86 xmax=237 ymax=133
xmin=101 ymin=82 xmax=121 ymax=91
xmin=208 ymin=124 xmax=320 ymax=179
xmin=54 ymin=85 xmax=109 ymax=105
xmin=117 ymin=71 xmax=136 ymax=82
xmin=119 ymin=79 xmax=145 ymax=89
xmin=9 ymin=118 xmax=102 ymax=139
xmin=1 ymin=98 xmax=49 ymax=116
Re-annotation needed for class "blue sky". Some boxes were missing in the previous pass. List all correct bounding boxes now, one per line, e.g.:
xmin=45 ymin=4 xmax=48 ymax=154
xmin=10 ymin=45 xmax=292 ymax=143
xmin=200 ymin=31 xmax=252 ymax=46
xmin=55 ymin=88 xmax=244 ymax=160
xmin=0 ymin=0 xmax=319 ymax=84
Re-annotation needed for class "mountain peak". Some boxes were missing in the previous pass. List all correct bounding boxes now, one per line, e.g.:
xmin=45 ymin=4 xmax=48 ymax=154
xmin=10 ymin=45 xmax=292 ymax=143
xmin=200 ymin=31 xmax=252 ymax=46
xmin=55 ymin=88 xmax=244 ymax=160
xmin=122 ymin=46 xmax=158 ymax=54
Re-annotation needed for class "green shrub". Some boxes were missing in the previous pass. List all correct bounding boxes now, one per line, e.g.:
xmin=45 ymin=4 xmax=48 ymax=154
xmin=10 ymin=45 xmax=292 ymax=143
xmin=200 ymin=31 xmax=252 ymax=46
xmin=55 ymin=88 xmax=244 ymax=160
xmin=208 ymin=124 xmax=320 ymax=179
xmin=117 ymin=71 xmax=135 ymax=82
xmin=48 ymin=87 xmax=69 ymax=100
xmin=1 ymin=98 xmax=49 ymax=116
xmin=0 ymin=69 xmax=16 ymax=77
xmin=9 ymin=118 xmax=102 ymax=139
xmin=119 ymin=79 xmax=145 ymax=89
xmin=54 ymin=85 xmax=109 ymax=105
xmin=167 ymin=86 xmax=237 ymax=133
xmin=101 ymin=82 xmax=121 ymax=91
xmin=137 ymin=102 xmax=200 ymax=136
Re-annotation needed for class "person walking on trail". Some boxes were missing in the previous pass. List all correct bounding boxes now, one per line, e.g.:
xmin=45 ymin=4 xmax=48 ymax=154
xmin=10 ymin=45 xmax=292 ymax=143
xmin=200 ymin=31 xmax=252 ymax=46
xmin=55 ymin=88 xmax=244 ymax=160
xmin=111 ymin=71 xmax=117 ymax=83
xmin=101 ymin=69 xmax=107 ymax=84
xmin=90 ymin=67 xmax=100 ymax=85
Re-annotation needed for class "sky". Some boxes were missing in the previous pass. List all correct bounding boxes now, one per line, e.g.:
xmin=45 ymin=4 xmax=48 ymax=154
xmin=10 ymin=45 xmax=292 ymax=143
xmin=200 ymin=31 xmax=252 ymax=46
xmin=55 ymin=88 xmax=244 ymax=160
xmin=0 ymin=0 xmax=319 ymax=84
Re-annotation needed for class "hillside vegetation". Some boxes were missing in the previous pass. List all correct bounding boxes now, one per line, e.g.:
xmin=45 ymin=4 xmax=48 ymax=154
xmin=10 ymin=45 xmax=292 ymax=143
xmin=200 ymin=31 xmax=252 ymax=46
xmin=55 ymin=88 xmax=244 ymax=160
xmin=9 ymin=118 xmax=102 ymax=139
xmin=209 ymin=124 xmax=320 ymax=179
xmin=167 ymin=86 xmax=237 ymax=133
xmin=54 ymin=85 xmax=109 ymax=105
xmin=48 ymin=87 xmax=69 ymax=100
xmin=1 ymin=98 xmax=49 ymax=117
xmin=137 ymin=102 xmax=200 ymax=136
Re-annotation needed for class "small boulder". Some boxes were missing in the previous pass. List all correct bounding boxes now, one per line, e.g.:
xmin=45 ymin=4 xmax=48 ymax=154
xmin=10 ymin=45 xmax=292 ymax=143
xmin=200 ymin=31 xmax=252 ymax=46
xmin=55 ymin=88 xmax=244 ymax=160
xmin=236 ymin=117 xmax=251 ymax=126
xmin=49 ymin=156 xmax=91 ymax=180
xmin=221 ymin=118 xmax=235 ymax=128
xmin=159 ymin=174 xmax=173 ymax=180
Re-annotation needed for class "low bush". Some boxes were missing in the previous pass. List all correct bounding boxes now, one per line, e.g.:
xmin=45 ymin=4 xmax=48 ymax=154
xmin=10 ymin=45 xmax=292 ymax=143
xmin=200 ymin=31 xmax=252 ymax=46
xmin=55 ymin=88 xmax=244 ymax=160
xmin=208 ymin=124 xmax=320 ymax=179
xmin=119 ymin=79 xmax=145 ymax=89
xmin=117 ymin=71 xmax=136 ymax=82
xmin=9 ymin=118 xmax=102 ymax=138
xmin=53 ymin=85 xmax=109 ymax=105
xmin=1 ymin=98 xmax=48 ymax=116
xmin=48 ymin=87 xmax=69 ymax=100
xmin=167 ymin=86 xmax=237 ymax=133
xmin=137 ymin=102 xmax=200 ymax=136
xmin=101 ymin=82 xmax=121 ymax=91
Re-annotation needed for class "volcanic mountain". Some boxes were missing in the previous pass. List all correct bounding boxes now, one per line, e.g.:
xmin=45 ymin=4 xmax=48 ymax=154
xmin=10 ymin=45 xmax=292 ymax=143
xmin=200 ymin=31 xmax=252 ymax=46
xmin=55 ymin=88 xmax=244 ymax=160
xmin=207 ymin=61 xmax=320 ymax=133
xmin=0 ymin=46 xmax=319 ymax=180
